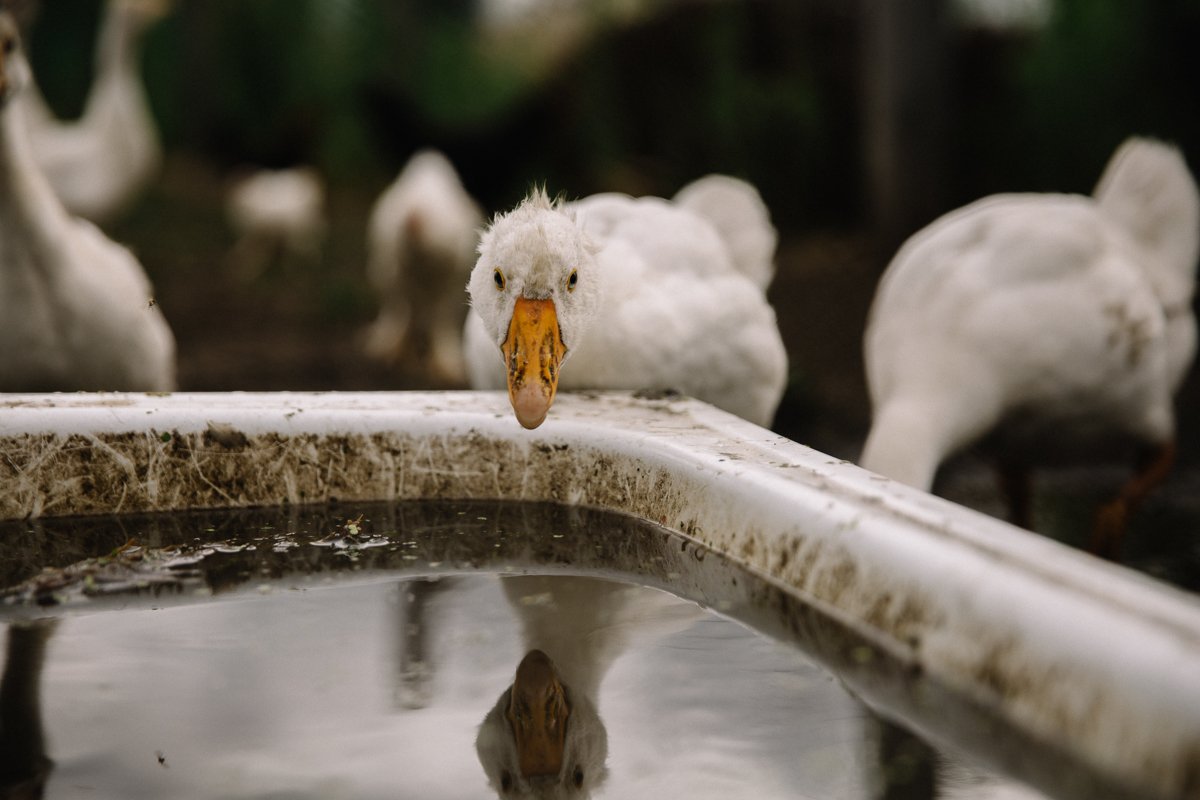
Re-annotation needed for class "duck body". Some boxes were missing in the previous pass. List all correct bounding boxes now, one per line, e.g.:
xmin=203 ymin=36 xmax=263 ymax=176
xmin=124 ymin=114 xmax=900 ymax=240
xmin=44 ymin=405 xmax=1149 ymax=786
xmin=0 ymin=15 xmax=174 ymax=392
xmin=465 ymin=178 xmax=787 ymax=428
xmin=861 ymin=138 xmax=1199 ymax=535
xmin=365 ymin=149 xmax=482 ymax=383
xmin=22 ymin=0 xmax=166 ymax=223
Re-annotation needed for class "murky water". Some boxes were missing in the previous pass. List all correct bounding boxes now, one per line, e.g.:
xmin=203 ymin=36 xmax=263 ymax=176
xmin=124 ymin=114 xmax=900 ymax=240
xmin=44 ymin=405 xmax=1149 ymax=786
xmin=0 ymin=501 xmax=1080 ymax=799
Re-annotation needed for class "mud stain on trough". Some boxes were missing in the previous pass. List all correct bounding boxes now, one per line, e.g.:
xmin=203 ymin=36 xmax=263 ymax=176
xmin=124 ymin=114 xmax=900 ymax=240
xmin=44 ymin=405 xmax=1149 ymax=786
xmin=2 ymin=426 xmax=941 ymax=685
xmin=0 ymin=428 xmax=696 ymax=529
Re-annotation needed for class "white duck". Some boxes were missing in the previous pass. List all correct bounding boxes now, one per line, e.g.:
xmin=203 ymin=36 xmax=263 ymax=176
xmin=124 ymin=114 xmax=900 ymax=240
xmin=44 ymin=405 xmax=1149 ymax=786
xmin=0 ymin=12 xmax=175 ymax=392
xmin=475 ymin=575 xmax=701 ymax=799
xmin=363 ymin=149 xmax=482 ymax=383
xmin=464 ymin=176 xmax=787 ymax=429
xmin=21 ymin=0 xmax=168 ymax=223
xmin=860 ymin=137 xmax=1200 ymax=553
xmin=226 ymin=166 xmax=326 ymax=279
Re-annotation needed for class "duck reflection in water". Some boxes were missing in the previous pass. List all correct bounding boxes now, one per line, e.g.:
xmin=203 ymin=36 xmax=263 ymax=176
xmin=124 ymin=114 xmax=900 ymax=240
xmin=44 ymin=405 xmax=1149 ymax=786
xmin=0 ymin=620 xmax=56 ymax=800
xmin=475 ymin=575 xmax=701 ymax=798
xmin=477 ymin=647 xmax=605 ymax=798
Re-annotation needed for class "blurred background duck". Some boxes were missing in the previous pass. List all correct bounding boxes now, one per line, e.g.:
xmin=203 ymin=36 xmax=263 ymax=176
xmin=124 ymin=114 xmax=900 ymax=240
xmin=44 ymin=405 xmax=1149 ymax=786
xmin=860 ymin=137 xmax=1200 ymax=556
xmin=0 ymin=11 xmax=175 ymax=392
xmin=225 ymin=165 xmax=326 ymax=279
xmin=363 ymin=149 xmax=482 ymax=384
xmin=475 ymin=575 xmax=700 ymax=799
xmin=20 ymin=0 xmax=168 ymax=224
xmin=464 ymin=176 xmax=787 ymax=429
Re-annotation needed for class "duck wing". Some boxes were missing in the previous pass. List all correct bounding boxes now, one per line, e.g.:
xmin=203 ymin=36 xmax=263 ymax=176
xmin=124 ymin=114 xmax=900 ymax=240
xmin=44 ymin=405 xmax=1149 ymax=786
xmin=673 ymin=174 xmax=778 ymax=290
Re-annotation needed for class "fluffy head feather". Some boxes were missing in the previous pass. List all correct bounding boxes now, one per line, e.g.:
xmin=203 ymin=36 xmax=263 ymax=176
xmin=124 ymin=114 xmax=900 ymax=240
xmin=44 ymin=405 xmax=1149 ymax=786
xmin=468 ymin=187 xmax=602 ymax=356
xmin=0 ymin=13 xmax=30 ymax=108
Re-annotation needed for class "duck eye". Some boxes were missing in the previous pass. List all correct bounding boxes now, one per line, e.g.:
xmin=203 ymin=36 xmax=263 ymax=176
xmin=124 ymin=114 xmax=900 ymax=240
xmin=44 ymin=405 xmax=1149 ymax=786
xmin=2 ymin=38 xmax=14 ymax=55
xmin=572 ymin=765 xmax=584 ymax=788
xmin=493 ymin=268 xmax=506 ymax=290
xmin=567 ymin=269 xmax=578 ymax=291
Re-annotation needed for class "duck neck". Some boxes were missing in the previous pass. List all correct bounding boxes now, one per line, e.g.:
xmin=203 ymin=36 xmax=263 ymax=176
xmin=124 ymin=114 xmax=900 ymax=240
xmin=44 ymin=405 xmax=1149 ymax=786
xmin=83 ymin=1 xmax=158 ymax=156
xmin=95 ymin=3 xmax=146 ymax=81
xmin=507 ymin=576 xmax=630 ymax=703
xmin=522 ymin=624 xmax=614 ymax=703
xmin=0 ymin=99 xmax=71 ymax=248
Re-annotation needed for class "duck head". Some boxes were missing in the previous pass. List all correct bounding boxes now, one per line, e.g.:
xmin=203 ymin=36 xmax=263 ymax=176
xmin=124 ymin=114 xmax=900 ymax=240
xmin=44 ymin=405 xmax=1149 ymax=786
xmin=476 ymin=649 xmax=609 ymax=798
xmin=0 ymin=13 xmax=30 ymax=108
xmin=468 ymin=189 xmax=601 ymax=429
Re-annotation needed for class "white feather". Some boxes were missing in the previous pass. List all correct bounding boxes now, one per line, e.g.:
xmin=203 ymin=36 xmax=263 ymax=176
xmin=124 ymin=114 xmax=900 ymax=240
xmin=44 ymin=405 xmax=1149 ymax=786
xmin=20 ymin=0 xmax=167 ymax=223
xmin=860 ymin=137 xmax=1199 ymax=491
xmin=465 ymin=178 xmax=788 ymax=427
xmin=0 ymin=14 xmax=174 ymax=392
xmin=225 ymin=166 xmax=326 ymax=274
xmin=673 ymin=173 xmax=778 ymax=291
xmin=364 ymin=149 xmax=482 ymax=382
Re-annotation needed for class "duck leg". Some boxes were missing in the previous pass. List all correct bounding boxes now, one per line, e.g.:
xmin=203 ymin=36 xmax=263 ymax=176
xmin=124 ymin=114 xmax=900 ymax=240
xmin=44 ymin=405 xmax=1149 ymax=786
xmin=393 ymin=576 xmax=453 ymax=709
xmin=1090 ymin=440 xmax=1176 ymax=559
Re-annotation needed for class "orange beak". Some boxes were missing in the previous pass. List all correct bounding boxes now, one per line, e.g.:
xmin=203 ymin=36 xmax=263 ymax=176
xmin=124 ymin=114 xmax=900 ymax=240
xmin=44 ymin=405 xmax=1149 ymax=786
xmin=507 ymin=649 xmax=570 ymax=779
xmin=502 ymin=297 xmax=566 ymax=430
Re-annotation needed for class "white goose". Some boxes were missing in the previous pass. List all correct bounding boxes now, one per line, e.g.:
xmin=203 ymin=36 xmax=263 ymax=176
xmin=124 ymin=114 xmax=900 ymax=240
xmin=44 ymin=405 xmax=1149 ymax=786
xmin=364 ymin=149 xmax=482 ymax=383
xmin=860 ymin=137 xmax=1200 ymax=553
xmin=465 ymin=176 xmax=787 ymax=429
xmin=21 ymin=0 xmax=168 ymax=223
xmin=475 ymin=575 xmax=701 ymax=798
xmin=0 ymin=12 xmax=175 ymax=392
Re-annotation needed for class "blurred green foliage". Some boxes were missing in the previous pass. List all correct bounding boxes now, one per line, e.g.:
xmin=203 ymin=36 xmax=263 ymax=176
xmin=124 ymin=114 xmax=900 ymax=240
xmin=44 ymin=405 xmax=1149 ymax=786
xmin=23 ymin=0 xmax=1200 ymax=233
xmin=953 ymin=0 xmax=1200 ymax=200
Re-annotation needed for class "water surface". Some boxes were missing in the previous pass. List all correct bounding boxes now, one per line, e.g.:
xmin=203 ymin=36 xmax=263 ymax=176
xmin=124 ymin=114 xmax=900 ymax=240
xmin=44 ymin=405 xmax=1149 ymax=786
xmin=0 ymin=501 xmax=1065 ymax=799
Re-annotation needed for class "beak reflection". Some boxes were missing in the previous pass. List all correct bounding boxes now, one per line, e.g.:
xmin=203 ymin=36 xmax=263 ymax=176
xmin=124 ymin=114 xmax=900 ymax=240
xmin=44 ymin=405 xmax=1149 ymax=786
xmin=507 ymin=648 xmax=570 ymax=779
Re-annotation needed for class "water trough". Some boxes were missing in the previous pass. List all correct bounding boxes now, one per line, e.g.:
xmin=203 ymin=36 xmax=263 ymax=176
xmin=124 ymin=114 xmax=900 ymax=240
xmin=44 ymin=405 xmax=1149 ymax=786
xmin=1 ymin=390 xmax=1199 ymax=798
